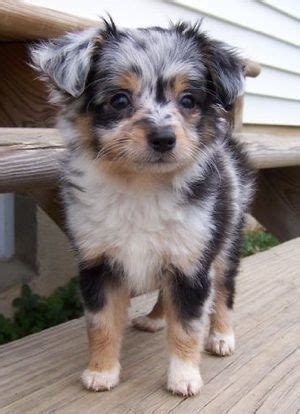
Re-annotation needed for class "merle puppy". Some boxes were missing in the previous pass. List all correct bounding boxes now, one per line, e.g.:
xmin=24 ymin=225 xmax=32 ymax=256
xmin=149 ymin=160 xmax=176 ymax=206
xmin=31 ymin=19 xmax=254 ymax=396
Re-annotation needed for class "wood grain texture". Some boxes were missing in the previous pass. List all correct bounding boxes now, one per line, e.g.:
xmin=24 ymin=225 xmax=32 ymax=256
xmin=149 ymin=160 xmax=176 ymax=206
xmin=244 ymin=59 xmax=262 ymax=78
xmin=232 ymin=95 xmax=244 ymax=132
xmin=252 ymin=166 xmax=300 ymax=241
xmin=0 ymin=129 xmax=64 ymax=192
xmin=0 ymin=43 xmax=57 ymax=127
xmin=1 ymin=128 xmax=300 ymax=192
xmin=236 ymin=133 xmax=300 ymax=169
xmin=30 ymin=187 xmax=65 ymax=230
xmin=0 ymin=0 xmax=97 ymax=41
xmin=0 ymin=239 xmax=299 ymax=413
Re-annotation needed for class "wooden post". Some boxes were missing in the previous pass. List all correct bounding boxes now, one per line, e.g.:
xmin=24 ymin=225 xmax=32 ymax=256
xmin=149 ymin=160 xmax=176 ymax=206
xmin=252 ymin=166 xmax=300 ymax=241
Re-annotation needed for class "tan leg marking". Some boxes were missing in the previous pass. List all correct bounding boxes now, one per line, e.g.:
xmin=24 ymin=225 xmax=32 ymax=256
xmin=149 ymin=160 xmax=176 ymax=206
xmin=206 ymin=261 xmax=235 ymax=356
xmin=163 ymin=285 xmax=203 ymax=396
xmin=82 ymin=285 xmax=129 ymax=391
xmin=132 ymin=291 xmax=165 ymax=332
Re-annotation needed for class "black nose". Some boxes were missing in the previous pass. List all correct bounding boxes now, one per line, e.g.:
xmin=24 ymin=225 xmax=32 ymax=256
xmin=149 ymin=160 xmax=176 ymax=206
xmin=148 ymin=128 xmax=176 ymax=153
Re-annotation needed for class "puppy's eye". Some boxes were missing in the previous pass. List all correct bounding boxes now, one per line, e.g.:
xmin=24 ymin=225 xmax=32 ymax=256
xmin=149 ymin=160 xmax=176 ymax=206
xmin=110 ymin=93 xmax=130 ymax=110
xmin=179 ymin=94 xmax=195 ymax=109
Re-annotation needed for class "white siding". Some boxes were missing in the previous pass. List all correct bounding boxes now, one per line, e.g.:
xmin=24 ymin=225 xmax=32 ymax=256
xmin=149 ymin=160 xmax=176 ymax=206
xmin=172 ymin=0 xmax=299 ymax=46
xmin=260 ymin=0 xmax=300 ymax=20
xmin=26 ymin=0 xmax=300 ymax=126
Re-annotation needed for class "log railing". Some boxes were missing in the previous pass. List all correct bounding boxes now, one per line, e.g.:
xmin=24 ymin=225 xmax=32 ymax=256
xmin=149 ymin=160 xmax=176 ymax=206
xmin=1 ymin=128 xmax=300 ymax=193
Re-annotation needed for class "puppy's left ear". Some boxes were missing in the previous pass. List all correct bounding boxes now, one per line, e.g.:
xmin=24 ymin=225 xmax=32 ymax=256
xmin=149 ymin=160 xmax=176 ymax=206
xmin=30 ymin=27 xmax=101 ymax=98
xmin=201 ymin=38 xmax=245 ymax=109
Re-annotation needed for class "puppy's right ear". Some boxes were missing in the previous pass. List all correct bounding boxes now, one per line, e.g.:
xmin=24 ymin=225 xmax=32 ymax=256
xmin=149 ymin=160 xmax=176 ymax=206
xmin=30 ymin=27 xmax=101 ymax=99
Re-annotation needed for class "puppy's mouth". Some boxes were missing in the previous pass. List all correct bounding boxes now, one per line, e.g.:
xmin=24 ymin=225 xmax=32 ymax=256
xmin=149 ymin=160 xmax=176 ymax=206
xmin=142 ymin=150 xmax=177 ymax=166
xmin=149 ymin=152 xmax=174 ymax=162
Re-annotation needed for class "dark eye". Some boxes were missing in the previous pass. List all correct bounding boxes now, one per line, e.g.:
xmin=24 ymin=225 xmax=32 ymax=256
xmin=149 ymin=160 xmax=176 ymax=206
xmin=110 ymin=93 xmax=130 ymax=110
xmin=179 ymin=94 xmax=195 ymax=109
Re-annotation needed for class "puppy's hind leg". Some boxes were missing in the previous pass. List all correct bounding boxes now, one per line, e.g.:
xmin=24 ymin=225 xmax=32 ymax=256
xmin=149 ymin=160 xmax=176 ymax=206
xmin=132 ymin=290 xmax=166 ymax=332
xmin=205 ymin=254 xmax=239 ymax=357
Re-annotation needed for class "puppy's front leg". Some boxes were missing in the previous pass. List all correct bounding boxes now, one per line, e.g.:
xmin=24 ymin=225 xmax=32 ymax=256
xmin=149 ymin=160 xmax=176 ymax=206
xmin=163 ymin=265 xmax=212 ymax=396
xmin=79 ymin=259 xmax=129 ymax=391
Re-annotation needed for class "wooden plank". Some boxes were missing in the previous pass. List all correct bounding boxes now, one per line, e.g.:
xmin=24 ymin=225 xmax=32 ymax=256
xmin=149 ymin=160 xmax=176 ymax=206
xmin=0 ymin=43 xmax=57 ymax=127
xmin=1 ymin=128 xmax=300 ymax=192
xmin=232 ymin=95 xmax=244 ymax=132
xmin=0 ymin=129 xmax=64 ymax=192
xmin=0 ymin=239 xmax=299 ymax=413
xmin=242 ymin=125 xmax=300 ymax=137
xmin=29 ymin=187 xmax=65 ymax=231
xmin=235 ymin=132 xmax=300 ymax=169
xmin=0 ymin=1 xmax=97 ymax=41
xmin=252 ymin=166 xmax=300 ymax=241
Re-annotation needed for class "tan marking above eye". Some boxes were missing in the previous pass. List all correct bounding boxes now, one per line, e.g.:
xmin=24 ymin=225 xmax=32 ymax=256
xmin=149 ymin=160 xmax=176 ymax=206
xmin=118 ymin=72 xmax=141 ymax=95
xmin=172 ymin=74 xmax=189 ymax=97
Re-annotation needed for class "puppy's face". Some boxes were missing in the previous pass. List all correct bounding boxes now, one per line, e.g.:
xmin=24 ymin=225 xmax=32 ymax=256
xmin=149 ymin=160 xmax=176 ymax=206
xmin=32 ymin=21 xmax=244 ymax=174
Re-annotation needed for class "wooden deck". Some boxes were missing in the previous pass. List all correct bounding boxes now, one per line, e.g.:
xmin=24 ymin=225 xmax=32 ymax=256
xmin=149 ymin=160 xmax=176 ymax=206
xmin=0 ymin=239 xmax=299 ymax=413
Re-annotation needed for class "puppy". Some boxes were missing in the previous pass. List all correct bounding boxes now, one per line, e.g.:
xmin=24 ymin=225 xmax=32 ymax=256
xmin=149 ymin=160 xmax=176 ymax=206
xmin=31 ymin=19 xmax=254 ymax=396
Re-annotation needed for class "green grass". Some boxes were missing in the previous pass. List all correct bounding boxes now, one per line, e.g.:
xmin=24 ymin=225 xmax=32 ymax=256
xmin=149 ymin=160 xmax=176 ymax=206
xmin=241 ymin=230 xmax=279 ymax=257
xmin=0 ymin=230 xmax=279 ymax=345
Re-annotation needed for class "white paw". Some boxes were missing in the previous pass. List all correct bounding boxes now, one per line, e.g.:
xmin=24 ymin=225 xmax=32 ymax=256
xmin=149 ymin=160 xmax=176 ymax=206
xmin=167 ymin=355 xmax=203 ymax=397
xmin=206 ymin=331 xmax=235 ymax=356
xmin=81 ymin=364 xmax=120 ymax=391
xmin=132 ymin=315 xmax=165 ymax=332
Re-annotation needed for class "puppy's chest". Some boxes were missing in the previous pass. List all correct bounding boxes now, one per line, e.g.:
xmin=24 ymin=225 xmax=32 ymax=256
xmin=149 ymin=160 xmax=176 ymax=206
xmin=67 ymin=168 xmax=211 ymax=289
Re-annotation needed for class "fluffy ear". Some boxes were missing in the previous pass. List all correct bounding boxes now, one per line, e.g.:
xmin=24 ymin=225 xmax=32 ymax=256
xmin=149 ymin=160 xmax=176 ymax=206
xmin=201 ymin=38 xmax=245 ymax=109
xmin=30 ymin=27 xmax=101 ymax=98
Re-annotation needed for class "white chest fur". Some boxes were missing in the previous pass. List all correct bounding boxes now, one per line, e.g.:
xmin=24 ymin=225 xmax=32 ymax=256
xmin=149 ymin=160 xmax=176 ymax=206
xmin=65 ymin=157 xmax=213 ymax=293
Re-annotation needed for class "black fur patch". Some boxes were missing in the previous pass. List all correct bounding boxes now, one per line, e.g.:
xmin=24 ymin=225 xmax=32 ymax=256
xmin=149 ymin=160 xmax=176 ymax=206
xmin=170 ymin=261 xmax=211 ymax=322
xmin=130 ymin=64 xmax=142 ymax=77
xmin=68 ymin=168 xmax=84 ymax=177
xmin=184 ymin=152 xmax=220 ymax=203
xmin=223 ymin=216 xmax=245 ymax=308
xmin=79 ymin=257 xmax=122 ymax=311
xmin=156 ymin=76 xmax=167 ymax=104
xmin=225 ymin=137 xmax=255 ymax=189
xmin=64 ymin=180 xmax=85 ymax=193
xmin=134 ymin=38 xmax=147 ymax=51
xmin=88 ymin=99 xmax=133 ymax=129
xmin=210 ymin=160 xmax=232 ymax=253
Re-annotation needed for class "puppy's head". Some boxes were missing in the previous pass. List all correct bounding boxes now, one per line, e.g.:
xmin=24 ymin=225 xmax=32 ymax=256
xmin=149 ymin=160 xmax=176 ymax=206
xmin=31 ymin=19 xmax=244 ymax=174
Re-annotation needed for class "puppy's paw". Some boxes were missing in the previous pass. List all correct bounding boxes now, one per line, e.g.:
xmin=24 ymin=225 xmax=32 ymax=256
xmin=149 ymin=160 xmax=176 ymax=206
xmin=167 ymin=356 xmax=203 ymax=397
xmin=132 ymin=315 xmax=165 ymax=332
xmin=205 ymin=330 xmax=235 ymax=356
xmin=81 ymin=364 xmax=120 ymax=391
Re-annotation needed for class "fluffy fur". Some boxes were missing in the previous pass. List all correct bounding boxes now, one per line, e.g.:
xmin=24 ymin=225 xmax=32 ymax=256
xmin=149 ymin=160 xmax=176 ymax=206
xmin=31 ymin=19 xmax=254 ymax=396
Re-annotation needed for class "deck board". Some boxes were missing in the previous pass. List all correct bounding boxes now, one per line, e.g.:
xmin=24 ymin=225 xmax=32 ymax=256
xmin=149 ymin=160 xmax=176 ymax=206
xmin=0 ymin=239 xmax=299 ymax=413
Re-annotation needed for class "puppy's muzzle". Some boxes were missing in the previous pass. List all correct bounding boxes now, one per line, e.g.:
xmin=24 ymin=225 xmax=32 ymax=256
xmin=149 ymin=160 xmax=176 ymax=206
xmin=148 ymin=127 xmax=176 ymax=153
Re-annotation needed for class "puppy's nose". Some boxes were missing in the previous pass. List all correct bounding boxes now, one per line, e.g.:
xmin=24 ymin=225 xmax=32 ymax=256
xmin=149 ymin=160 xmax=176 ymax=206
xmin=148 ymin=128 xmax=176 ymax=153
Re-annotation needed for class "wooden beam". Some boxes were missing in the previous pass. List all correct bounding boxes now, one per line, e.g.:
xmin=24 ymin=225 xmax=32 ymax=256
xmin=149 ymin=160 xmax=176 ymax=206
xmin=0 ymin=128 xmax=64 ymax=192
xmin=0 ymin=43 xmax=57 ymax=127
xmin=252 ymin=167 xmax=300 ymax=241
xmin=29 ymin=187 xmax=65 ymax=231
xmin=0 ymin=1 xmax=97 ymax=41
xmin=235 ymin=133 xmax=300 ymax=169
xmin=244 ymin=59 xmax=261 ymax=78
xmin=1 ymin=128 xmax=300 ymax=192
